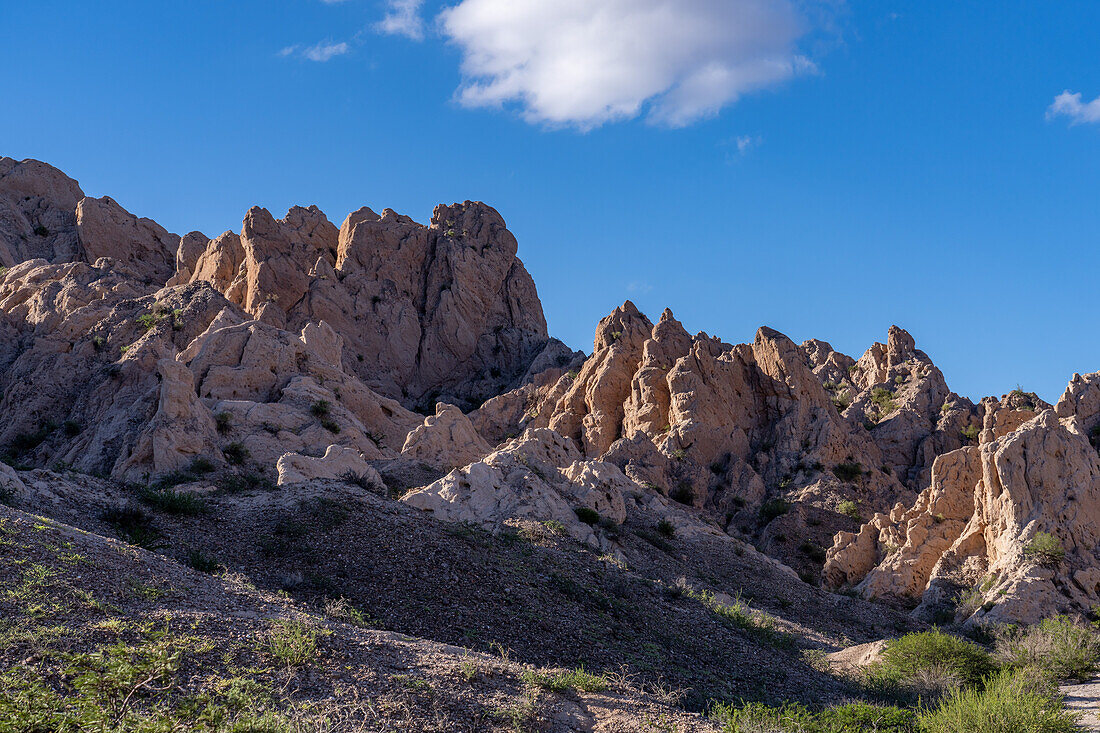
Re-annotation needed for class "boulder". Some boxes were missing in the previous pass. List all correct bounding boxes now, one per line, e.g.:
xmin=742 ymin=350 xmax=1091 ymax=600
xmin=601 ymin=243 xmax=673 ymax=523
xmin=401 ymin=403 xmax=492 ymax=470
xmin=276 ymin=444 xmax=382 ymax=486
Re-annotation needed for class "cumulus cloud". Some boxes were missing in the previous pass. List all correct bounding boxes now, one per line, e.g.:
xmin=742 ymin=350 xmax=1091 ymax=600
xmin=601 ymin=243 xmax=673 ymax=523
xmin=437 ymin=0 xmax=815 ymax=129
xmin=378 ymin=0 xmax=426 ymax=40
xmin=1048 ymin=90 xmax=1100 ymax=125
xmin=280 ymin=41 xmax=351 ymax=62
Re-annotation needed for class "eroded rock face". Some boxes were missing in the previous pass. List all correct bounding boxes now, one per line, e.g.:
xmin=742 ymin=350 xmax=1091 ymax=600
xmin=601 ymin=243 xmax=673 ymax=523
xmin=486 ymin=303 xmax=922 ymax=580
xmin=402 ymin=427 xmax=720 ymax=549
xmin=0 ymin=158 xmax=563 ymax=486
xmin=0 ymin=157 xmax=84 ymax=267
xmin=807 ymin=326 xmax=980 ymax=492
xmin=186 ymin=201 xmax=556 ymax=410
xmin=825 ymin=380 xmax=1100 ymax=624
xmin=76 ymin=196 xmax=177 ymax=284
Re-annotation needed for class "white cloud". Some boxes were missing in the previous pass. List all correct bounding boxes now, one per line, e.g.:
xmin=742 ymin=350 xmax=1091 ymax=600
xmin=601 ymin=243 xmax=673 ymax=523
xmin=1048 ymin=90 xmax=1100 ymax=125
xmin=735 ymin=134 xmax=760 ymax=153
xmin=281 ymin=41 xmax=351 ymax=62
xmin=378 ymin=0 xmax=426 ymax=40
xmin=437 ymin=0 xmax=816 ymax=129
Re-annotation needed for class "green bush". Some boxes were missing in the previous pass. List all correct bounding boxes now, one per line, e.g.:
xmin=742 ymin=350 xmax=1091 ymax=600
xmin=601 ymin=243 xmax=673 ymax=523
xmin=871 ymin=387 xmax=899 ymax=416
xmin=216 ymin=471 xmax=275 ymax=494
xmin=919 ymin=670 xmax=1078 ymax=733
xmin=710 ymin=700 xmax=918 ymax=733
xmin=833 ymin=462 xmax=864 ymax=482
xmin=522 ymin=666 xmax=607 ymax=693
xmin=186 ymin=550 xmax=219 ymax=573
xmin=961 ymin=424 xmax=981 ymax=442
xmin=837 ymin=500 xmax=861 ymax=521
xmin=310 ymin=399 xmax=331 ymax=417
xmin=262 ymin=620 xmax=323 ymax=668
xmin=1024 ymin=532 xmax=1065 ymax=566
xmin=995 ymin=615 xmax=1100 ymax=682
xmin=140 ymin=487 xmax=207 ymax=516
xmin=223 ymin=442 xmax=249 ymax=466
xmin=656 ymin=519 xmax=676 ymax=538
xmin=876 ymin=629 xmax=996 ymax=690
xmin=99 ymin=503 xmax=165 ymax=550
xmin=214 ymin=411 xmax=232 ymax=435
xmin=574 ymin=507 xmax=600 ymax=525
xmin=759 ymin=498 xmax=790 ymax=522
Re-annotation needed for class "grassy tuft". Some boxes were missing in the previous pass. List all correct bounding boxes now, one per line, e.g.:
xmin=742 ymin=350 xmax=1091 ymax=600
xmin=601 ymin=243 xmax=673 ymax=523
xmin=919 ymin=670 xmax=1078 ymax=733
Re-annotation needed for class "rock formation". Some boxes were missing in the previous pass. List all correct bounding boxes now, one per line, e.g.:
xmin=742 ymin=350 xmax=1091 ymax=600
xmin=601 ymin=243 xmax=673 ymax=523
xmin=0 ymin=158 xmax=562 ymax=487
xmin=181 ymin=200 xmax=569 ymax=410
xmin=825 ymin=382 xmax=1100 ymax=623
xmin=3 ymin=156 xmax=1099 ymax=626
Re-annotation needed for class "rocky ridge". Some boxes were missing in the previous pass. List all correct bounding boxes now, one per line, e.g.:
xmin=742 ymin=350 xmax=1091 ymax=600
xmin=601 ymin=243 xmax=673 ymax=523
xmin=2 ymin=155 xmax=1099 ymax=632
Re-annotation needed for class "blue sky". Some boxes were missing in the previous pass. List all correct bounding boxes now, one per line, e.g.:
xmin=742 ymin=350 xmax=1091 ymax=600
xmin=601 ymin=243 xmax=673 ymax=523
xmin=2 ymin=1 xmax=1099 ymax=403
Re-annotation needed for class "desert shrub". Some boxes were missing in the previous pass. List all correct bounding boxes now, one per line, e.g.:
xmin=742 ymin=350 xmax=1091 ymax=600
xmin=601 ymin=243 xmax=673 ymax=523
xmin=710 ymin=700 xmax=917 ymax=733
xmin=522 ymin=666 xmax=607 ymax=693
xmin=656 ymin=519 xmax=676 ymax=538
xmin=1024 ymin=532 xmax=1065 ymax=566
xmin=262 ymin=620 xmax=323 ymax=668
xmin=323 ymin=597 xmax=373 ymax=628
xmin=759 ymin=499 xmax=790 ymax=522
xmin=214 ymin=411 xmax=233 ymax=435
xmin=216 ymin=471 xmax=275 ymax=494
xmin=140 ymin=486 xmax=207 ymax=516
xmin=919 ymin=670 xmax=1078 ymax=733
xmin=320 ymin=418 xmax=341 ymax=434
xmin=799 ymin=541 xmax=826 ymax=563
xmin=136 ymin=313 xmax=160 ymax=331
xmin=833 ymin=462 xmax=863 ymax=482
xmin=875 ymin=629 xmax=996 ymax=691
xmin=310 ymin=399 xmax=331 ymax=417
xmin=9 ymin=422 xmax=56 ymax=455
xmin=961 ymin=424 xmax=981 ymax=442
xmin=871 ymin=387 xmax=898 ymax=416
xmin=339 ymin=469 xmax=383 ymax=493
xmin=186 ymin=550 xmax=218 ymax=573
xmin=995 ymin=615 xmax=1100 ymax=681
xmin=837 ymin=500 xmax=861 ymax=521
xmin=670 ymin=482 xmax=695 ymax=505
xmin=832 ymin=393 xmax=852 ymax=412
xmin=100 ymin=503 xmax=164 ymax=549
xmin=574 ymin=507 xmax=600 ymax=525
xmin=223 ymin=442 xmax=249 ymax=465
xmin=188 ymin=456 xmax=215 ymax=474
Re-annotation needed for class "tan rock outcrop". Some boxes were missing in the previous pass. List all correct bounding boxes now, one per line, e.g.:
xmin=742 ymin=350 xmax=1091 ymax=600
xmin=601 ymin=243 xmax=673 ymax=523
xmin=826 ymin=377 xmax=1100 ymax=624
xmin=186 ymin=201 xmax=555 ymax=410
xmin=75 ymin=196 xmax=177 ymax=284
xmin=401 ymin=403 xmax=492 ymax=471
xmin=403 ymin=428 xmax=631 ymax=547
xmin=809 ymin=326 xmax=980 ymax=492
xmin=115 ymin=359 xmax=222 ymax=479
xmin=0 ymin=157 xmax=84 ymax=267
xmin=276 ymin=444 xmax=382 ymax=486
